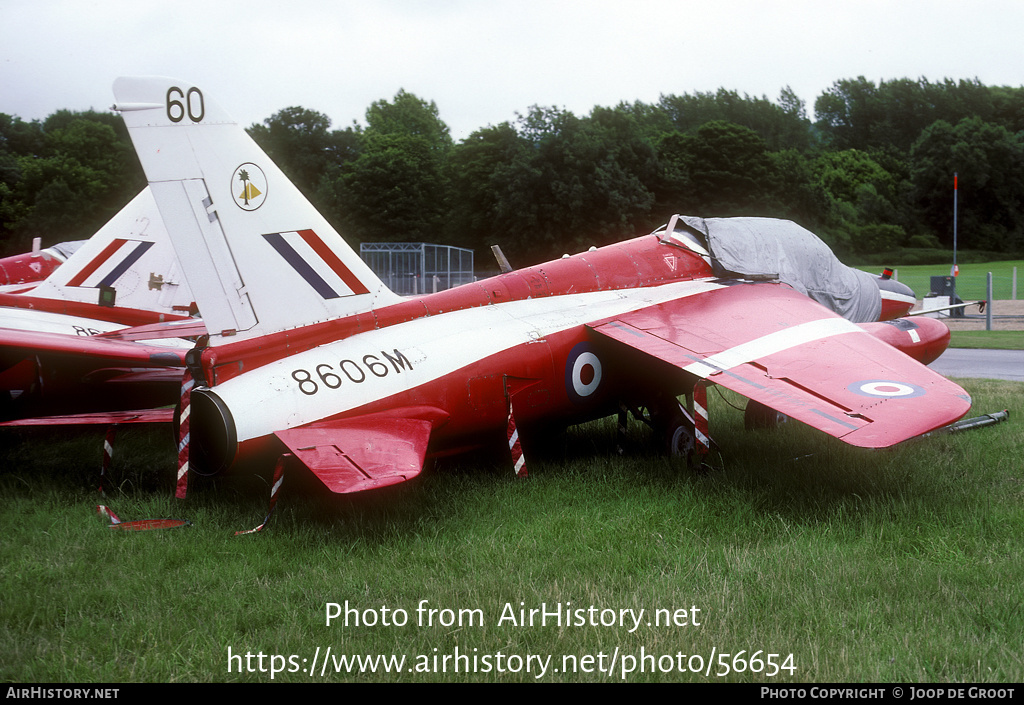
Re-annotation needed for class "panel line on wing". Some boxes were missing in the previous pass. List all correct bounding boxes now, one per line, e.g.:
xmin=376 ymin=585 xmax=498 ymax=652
xmin=604 ymin=320 xmax=647 ymax=338
xmin=811 ymin=409 xmax=861 ymax=431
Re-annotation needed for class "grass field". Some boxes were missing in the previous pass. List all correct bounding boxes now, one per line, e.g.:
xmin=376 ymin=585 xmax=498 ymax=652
xmin=859 ymin=260 xmax=1023 ymax=302
xmin=1 ymin=379 xmax=1021 ymax=683
xmin=949 ymin=331 xmax=1024 ymax=350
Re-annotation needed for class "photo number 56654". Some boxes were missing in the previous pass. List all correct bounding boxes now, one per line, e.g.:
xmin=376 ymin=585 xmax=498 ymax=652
xmin=166 ymin=86 xmax=204 ymax=123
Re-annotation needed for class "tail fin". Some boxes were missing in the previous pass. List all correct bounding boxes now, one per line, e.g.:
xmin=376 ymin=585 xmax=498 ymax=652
xmin=113 ymin=77 xmax=400 ymax=345
xmin=29 ymin=188 xmax=195 ymax=315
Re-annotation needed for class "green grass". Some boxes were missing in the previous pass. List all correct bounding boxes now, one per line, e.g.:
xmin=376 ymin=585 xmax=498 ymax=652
xmin=2 ymin=380 xmax=1023 ymax=683
xmin=949 ymin=330 xmax=1024 ymax=350
xmin=857 ymin=260 xmax=1023 ymax=302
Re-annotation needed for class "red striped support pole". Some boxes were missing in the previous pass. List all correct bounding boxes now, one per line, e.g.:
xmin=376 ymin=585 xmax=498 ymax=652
xmin=235 ymin=454 xmax=289 ymax=536
xmin=693 ymin=382 xmax=710 ymax=458
xmin=176 ymin=370 xmax=194 ymax=500
xmin=507 ymin=398 xmax=527 ymax=478
xmin=99 ymin=426 xmax=116 ymax=498
xmin=97 ymin=504 xmax=122 ymax=525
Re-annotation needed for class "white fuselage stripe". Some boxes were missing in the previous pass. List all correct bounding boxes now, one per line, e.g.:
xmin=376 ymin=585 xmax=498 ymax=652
xmin=211 ymin=278 xmax=728 ymax=442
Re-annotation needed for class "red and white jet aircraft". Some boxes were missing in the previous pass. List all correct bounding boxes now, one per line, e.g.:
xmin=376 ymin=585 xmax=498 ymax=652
xmin=0 ymin=239 xmax=82 ymax=290
xmin=113 ymin=77 xmax=970 ymax=494
xmin=0 ymin=188 xmax=201 ymax=419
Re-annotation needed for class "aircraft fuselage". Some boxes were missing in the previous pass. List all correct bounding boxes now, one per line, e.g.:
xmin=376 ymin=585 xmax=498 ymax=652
xmin=189 ymin=233 xmax=717 ymax=473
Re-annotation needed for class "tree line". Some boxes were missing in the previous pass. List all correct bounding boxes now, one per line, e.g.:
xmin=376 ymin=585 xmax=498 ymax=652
xmin=3 ymin=77 xmax=1024 ymax=266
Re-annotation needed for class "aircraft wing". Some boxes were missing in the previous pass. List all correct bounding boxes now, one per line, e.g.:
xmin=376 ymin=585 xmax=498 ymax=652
xmin=0 ymin=328 xmax=187 ymax=420
xmin=0 ymin=327 xmax=187 ymax=368
xmin=0 ymin=408 xmax=173 ymax=427
xmin=274 ymin=407 xmax=449 ymax=494
xmin=589 ymin=281 xmax=971 ymax=448
xmin=95 ymin=318 xmax=208 ymax=342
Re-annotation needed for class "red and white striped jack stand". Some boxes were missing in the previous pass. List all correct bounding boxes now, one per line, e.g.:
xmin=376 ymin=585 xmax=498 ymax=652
xmin=176 ymin=370 xmax=194 ymax=500
xmin=96 ymin=425 xmax=120 ymax=522
xmin=507 ymin=398 xmax=527 ymax=478
xmin=688 ymin=381 xmax=712 ymax=471
xmin=98 ymin=425 xmax=116 ymax=498
xmin=693 ymin=382 xmax=710 ymax=458
xmin=235 ymin=453 xmax=289 ymax=536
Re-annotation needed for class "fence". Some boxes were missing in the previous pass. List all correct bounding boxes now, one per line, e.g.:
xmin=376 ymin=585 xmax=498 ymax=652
xmin=359 ymin=243 xmax=475 ymax=296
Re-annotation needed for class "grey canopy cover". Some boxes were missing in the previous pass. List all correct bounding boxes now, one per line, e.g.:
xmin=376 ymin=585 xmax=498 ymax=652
xmin=677 ymin=216 xmax=881 ymax=323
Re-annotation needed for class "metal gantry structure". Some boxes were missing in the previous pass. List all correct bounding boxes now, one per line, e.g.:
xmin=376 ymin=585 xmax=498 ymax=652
xmin=359 ymin=242 xmax=475 ymax=295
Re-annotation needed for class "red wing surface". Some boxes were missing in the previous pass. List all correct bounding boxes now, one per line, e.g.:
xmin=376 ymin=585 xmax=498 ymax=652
xmin=0 ymin=409 xmax=174 ymax=427
xmin=591 ymin=282 xmax=971 ymax=448
xmin=0 ymin=327 xmax=186 ymax=368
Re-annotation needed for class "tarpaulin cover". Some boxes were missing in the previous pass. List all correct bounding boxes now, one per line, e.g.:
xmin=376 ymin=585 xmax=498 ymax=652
xmin=675 ymin=216 xmax=881 ymax=323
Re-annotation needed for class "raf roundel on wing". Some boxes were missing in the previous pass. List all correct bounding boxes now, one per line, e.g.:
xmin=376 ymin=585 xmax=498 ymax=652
xmin=848 ymin=380 xmax=927 ymax=399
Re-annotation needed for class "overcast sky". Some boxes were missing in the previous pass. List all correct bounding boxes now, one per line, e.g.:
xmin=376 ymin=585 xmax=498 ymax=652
xmin=2 ymin=0 xmax=1023 ymax=139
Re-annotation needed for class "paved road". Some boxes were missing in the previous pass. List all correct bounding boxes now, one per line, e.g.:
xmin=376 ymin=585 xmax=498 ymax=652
xmin=927 ymin=348 xmax=1024 ymax=382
